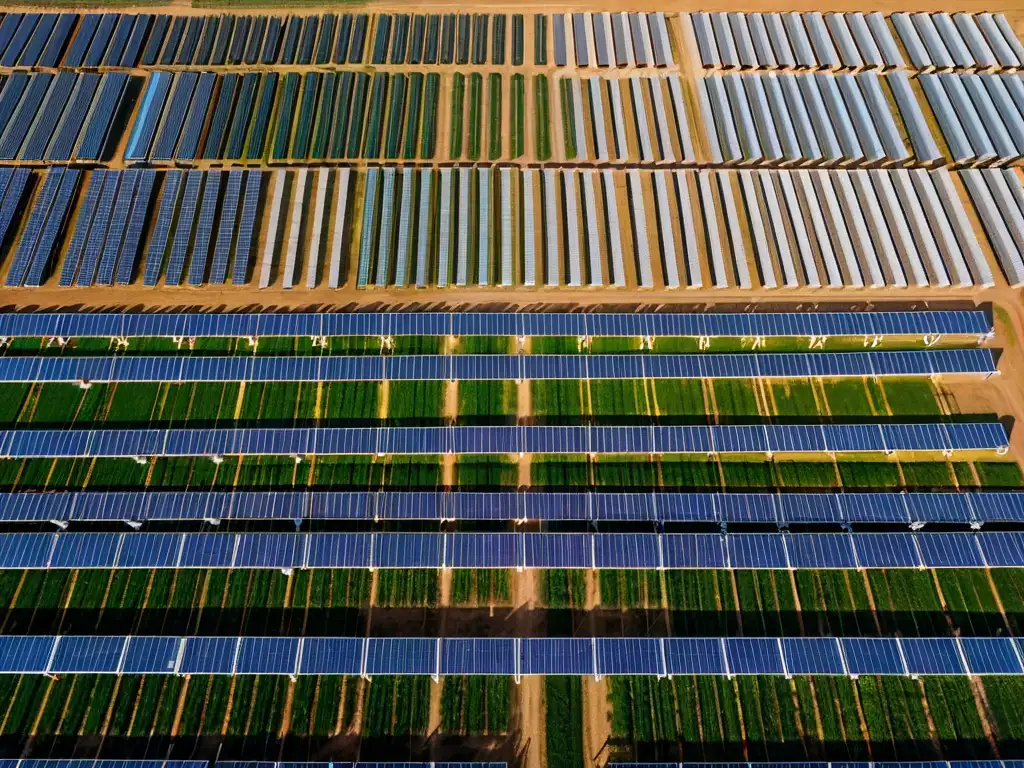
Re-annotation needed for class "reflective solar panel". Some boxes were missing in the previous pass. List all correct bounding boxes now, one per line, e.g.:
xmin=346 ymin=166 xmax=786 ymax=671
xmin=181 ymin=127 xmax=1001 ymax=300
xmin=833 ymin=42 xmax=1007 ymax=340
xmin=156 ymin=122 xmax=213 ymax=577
xmin=664 ymin=638 xmax=726 ymax=675
xmin=521 ymin=638 xmax=593 ymax=675
xmin=783 ymin=638 xmax=844 ymax=674
xmin=596 ymin=638 xmax=663 ymax=675
xmin=901 ymin=638 xmax=965 ymax=674
xmin=724 ymin=638 xmax=784 ymax=674
xmin=441 ymin=638 xmax=516 ymax=675
xmin=841 ymin=638 xmax=905 ymax=675
xmin=366 ymin=638 xmax=436 ymax=675
xmin=961 ymin=638 xmax=1023 ymax=674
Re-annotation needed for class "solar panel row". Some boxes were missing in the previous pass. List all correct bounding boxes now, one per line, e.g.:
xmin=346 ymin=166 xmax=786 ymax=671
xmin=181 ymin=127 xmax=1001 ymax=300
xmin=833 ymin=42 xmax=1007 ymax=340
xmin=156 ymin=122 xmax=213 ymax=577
xmin=0 ymin=349 xmax=994 ymax=385
xmin=0 ymin=71 xmax=129 ymax=163
xmin=0 ymin=423 xmax=1007 ymax=458
xmin=13 ymin=12 xmax=375 ymax=69
xmin=0 ymin=310 xmax=992 ymax=340
xmin=0 ymin=635 xmax=1020 ymax=677
xmin=2 ymin=489 xmax=1019 ymax=526
xmin=0 ymin=530 xmax=1020 ymax=570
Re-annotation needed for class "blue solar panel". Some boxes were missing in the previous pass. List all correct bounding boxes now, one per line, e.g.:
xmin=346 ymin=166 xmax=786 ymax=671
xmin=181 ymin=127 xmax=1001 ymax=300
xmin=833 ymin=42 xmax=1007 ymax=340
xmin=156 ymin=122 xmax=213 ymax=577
xmin=300 ymin=637 xmax=363 ymax=674
xmin=125 ymin=71 xmax=173 ymax=162
xmin=783 ymin=638 xmax=844 ymax=674
xmin=75 ymin=169 xmax=118 ymax=286
xmin=210 ymin=170 xmax=243 ymax=284
xmin=366 ymin=638 xmax=436 ymax=675
xmin=521 ymin=638 xmax=592 ymax=675
xmin=51 ymin=635 xmax=125 ymax=673
xmin=664 ymin=638 xmax=726 ymax=674
xmin=718 ymin=494 xmax=777 ymax=523
xmin=441 ymin=638 xmax=516 ymax=675
xmin=373 ymin=532 xmax=442 ymax=567
xmin=5 ymin=168 xmax=63 ymax=287
xmin=971 ymin=492 xmax=1024 ymax=522
xmin=596 ymin=638 xmax=663 ymax=675
xmin=901 ymin=638 xmax=965 ymax=674
xmin=50 ymin=531 xmax=120 ymax=568
xmin=96 ymin=171 xmax=141 ymax=286
xmin=960 ymin=638 xmax=1023 ymax=675
xmin=236 ymin=637 xmax=300 ymax=674
xmin=724 ymin=638 xmax=785 ymax=674
xmin=179 ymin=532 xmax=235 ymax=568
xmin=75 ymin=72 xmax=129 ymax=161
xmin=235 ymin=533 xmax=305 ymax=569
xmin=978 ymin=532 xmax=1024 ymax=567
xmin=0 ymin=533 xmax=54 ymax=568
xmin=841 ymin=638 xmax=905 ymax=675
xmin=142 ymin=171 xmax=183 ymax=285
xmin=594 ymin=534 xmax=659 ymax=568
xmin=59 ymin=169 xmax=105 ymax=287
xmin=786 ymin=534 xmax=857 ymax=569
xmin=179 ymin=636 xmax=237 ymax=674
xmin=232 ymin=170 xmax=263 ymax=284
xmin=916 ymin=532 xmax=984 ymax=567
xmin=661 ymin=534 xmax=727 ymax=568
xmin=122 ymin=636 xmax=180 ymax=674
xmin=448 ymin=533 xmax=519 ymax=568
xmin=117 ymin=533 xmax=180 ymax=568
xmin=116 ymin=169 xmax=157 ymax=285
xmin=525 ymin=533 xmax=590 ymax=568
xmin=728 ymin=533 xmax=787 ymax=568
xmin=187 ymin=171 xmax=222 ymax=285
xmin=852 ymin=533 xmax=921 ymax=568
xmin=164 ymin=170 xmax=203 ymax=286
xmin=0 ymin=635 xmax=55 ymax=673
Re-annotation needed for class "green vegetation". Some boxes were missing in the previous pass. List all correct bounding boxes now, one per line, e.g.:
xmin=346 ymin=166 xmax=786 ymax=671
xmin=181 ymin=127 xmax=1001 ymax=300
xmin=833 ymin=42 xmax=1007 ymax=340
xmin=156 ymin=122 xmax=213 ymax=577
xmin=449 ymin=72 xmax=465 ymax=159
xmin=534 ymin=74 xmax=551 ymax=161
xmin=467 ymin=72 xmax=483 ymax=161
xmin=511 ymin=74 xmax=525 ymax=158
xmin=442 ymin=676 xmax=510 ymax=734
xmin=558 ymin=78 xmax=577 ymax=159
xmin=488 ymin=72 xmax=502 ymax=160
xmin=546 ymin=678 xmax=584 ymax=768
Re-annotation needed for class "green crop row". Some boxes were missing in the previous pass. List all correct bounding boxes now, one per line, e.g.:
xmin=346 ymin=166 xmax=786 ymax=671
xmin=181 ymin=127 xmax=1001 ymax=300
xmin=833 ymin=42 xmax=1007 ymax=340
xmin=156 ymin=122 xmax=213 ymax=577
xmin=467 ymin=72 xmax=482 ymax=161
xmin=511 ymin=74 xmax=525 ymax=158
xmin=488 ymin=73 xmax=502 ymax=160
xmin=534 ymin=74 xmax=551 ymax=160
xmin=363 ymin=676 xmax=430 ymax=736
xmin=421 ymin=72 xmax=440 ymax=159
xmin=608 ymin=673 xmax=1001 ymax=762
xmin=268 ymin=72 xmax=299 ymax=161
xmin=559 ymin=78 xmax=577 ymax=160
xmin=545 ymin=677 xmax=584 ymax=768
xmin=376 ymin=569 xmax=439 ymax=607
xmin=441 ymin=676 xmax=510 ymax=734
xmin=449 ymin=72 xmax=465 ymax=159
xmin=451 ymin=568 xmax=512 ymax=605
xmin=383 ymin=72 xmax=408 ymax=159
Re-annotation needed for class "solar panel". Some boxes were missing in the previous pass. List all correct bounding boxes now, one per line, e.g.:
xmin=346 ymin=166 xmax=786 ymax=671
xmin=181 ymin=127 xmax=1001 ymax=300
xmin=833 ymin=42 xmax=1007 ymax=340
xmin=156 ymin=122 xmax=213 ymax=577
xmin=725 ymin=638 xmax=785 ymax=674
xmin=142 ymin=170 xmax=183 ymax=286
xmin=232 ymin=170 xmax=263 ymax=284
xmin=961 ymin=638 xmax=1023 ymax=674
xmin=901 ymin=638 xmax=966 ymax=674
xmin=75 ymin=169 xmax=118 ymax=286
xmin=841 ymin=638 xmax=905 ymax=675
xmin=164 ymin=170 xmax=202 ymax=286
xmin=187 ymin=171 xmax=222 ymax=285
xmin=96 ymin=171 xmax=141 ymax=286
xmin=366 ymin=638 xmax=436 ymax=675
xmin=521 ymin=638 xmax=592 ymax=675
xmin=115 ymin=169 xmax=156 ymax=285
xmin=442 ymin=638 xmax=516 ymax=675
xmin=782 ymin=638 xmax=844 ymax=674
xmin=300 ymin=637 xmax=363 ymax=674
